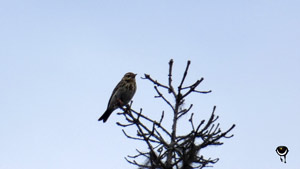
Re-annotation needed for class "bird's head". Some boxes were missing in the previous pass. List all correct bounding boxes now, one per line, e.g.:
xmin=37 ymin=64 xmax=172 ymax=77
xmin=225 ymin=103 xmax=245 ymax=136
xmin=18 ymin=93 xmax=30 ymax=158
xmin=123 ymin=72 xmax=137 ymax=82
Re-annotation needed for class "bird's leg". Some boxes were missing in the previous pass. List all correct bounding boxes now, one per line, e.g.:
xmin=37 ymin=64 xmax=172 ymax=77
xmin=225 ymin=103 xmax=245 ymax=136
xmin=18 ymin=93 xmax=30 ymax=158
xmin=125 ymin=104 xmax=130 ymax=112
xmin=123 ymin=104 xmax=134 ymax=117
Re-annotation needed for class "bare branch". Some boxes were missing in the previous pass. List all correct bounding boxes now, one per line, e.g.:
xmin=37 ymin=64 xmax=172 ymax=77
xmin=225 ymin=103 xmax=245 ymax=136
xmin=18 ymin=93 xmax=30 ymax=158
xmin=142 ymin=74 xmax=169 ymax=90
xmin=178 ymin=104 xmax=193 ymax=119
xmin=154 ymin=86 xmax=175 ymax=111
xmin=113 ymin=59 xmax=235 ymax=169
xmin=168 ymin=59 xmax=176 ymax=96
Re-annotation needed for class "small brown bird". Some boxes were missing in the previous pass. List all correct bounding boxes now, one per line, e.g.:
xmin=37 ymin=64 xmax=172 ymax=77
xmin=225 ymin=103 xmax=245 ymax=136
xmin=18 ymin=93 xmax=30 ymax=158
xmin=98 ymin=72 xmax=137 ymax=122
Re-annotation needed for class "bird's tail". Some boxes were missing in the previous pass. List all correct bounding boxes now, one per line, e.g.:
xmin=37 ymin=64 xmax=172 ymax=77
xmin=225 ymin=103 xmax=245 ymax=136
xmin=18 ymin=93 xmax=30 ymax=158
xmin=98 ymin=109 xmax=113 ymax=123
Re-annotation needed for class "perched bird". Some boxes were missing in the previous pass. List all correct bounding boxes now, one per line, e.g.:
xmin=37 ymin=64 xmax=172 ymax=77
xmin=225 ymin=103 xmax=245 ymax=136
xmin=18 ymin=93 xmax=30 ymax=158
xmin=98 ymin=72 xmax=137 ymax=123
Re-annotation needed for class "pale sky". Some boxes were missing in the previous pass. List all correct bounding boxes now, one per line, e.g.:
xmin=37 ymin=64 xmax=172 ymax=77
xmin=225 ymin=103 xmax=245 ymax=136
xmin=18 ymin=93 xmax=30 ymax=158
xmin=0 ymin=0 xmax=299 ymax=169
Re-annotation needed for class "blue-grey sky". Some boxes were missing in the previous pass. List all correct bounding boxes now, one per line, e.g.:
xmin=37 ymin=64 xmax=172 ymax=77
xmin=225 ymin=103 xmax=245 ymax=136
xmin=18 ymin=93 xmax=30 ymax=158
xmin=1 ymin=0 xmax=299 ymax=169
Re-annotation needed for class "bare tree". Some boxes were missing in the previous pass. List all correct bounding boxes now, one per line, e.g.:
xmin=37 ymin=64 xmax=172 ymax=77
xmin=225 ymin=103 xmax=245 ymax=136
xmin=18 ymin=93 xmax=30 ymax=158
xmin=117 ymin=59 xmax=235 ymax=169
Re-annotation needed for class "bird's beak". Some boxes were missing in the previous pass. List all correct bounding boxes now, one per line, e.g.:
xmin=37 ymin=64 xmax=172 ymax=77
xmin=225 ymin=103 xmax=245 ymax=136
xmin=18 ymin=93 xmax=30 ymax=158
xmin=134 ymin=73 xmax=137 ymax=77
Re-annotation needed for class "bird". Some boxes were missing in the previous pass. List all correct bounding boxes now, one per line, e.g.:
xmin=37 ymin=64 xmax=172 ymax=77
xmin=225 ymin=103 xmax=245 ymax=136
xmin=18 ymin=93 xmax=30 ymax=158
xmin=98 ymin=72 xmax=137 ymax=123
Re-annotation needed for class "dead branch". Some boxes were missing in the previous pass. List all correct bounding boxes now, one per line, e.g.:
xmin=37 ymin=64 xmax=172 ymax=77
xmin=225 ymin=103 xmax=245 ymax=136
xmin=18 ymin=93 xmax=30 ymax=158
xmin=116 ymin=59 xmax=235 ymax=169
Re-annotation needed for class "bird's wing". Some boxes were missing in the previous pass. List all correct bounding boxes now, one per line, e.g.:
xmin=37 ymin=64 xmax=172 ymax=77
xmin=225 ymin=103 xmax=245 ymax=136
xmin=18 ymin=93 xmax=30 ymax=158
xmin=106 ymin=80 xmax=123 ymax=109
